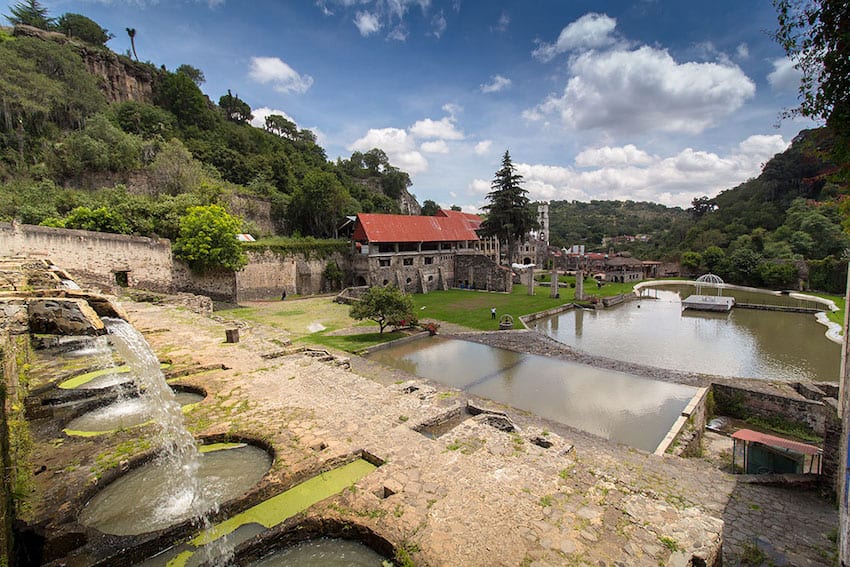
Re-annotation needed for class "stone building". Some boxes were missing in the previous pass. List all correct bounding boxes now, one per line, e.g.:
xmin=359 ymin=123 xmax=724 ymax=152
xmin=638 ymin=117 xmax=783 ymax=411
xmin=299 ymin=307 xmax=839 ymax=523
xmin=350 ymin=211 xmax=511 ymax=293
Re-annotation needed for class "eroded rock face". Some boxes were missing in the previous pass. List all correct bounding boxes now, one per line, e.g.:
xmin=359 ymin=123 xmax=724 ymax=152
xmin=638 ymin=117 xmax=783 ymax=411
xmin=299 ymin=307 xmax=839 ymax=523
xmin=27 ymin=298 xmax=105 ymax=336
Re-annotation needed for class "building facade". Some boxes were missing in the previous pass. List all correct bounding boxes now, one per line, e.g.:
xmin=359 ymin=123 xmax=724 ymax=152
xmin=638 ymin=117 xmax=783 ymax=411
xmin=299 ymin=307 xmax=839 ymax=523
xmin=351 ymin=211 xmax=512 ymax=293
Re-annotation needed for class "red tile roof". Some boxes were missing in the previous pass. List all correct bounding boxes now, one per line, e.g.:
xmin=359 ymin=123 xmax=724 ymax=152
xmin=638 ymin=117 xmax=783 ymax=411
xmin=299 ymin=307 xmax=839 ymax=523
xmin=731 ymin=428 xmax=821 ymax=455
xmin=353 ymin=213 xmax=481 ymax=243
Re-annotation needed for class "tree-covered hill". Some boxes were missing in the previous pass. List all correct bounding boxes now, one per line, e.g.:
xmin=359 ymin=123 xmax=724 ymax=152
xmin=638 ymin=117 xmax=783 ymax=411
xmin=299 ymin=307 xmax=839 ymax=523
xmin=0 ymin=8 xmax=418 ymax=243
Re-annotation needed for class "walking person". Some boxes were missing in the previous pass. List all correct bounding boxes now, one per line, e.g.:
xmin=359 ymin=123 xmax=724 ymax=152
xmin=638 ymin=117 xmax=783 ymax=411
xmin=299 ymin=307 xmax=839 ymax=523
xmin=491 ymin=307 xmax=496 ymax=319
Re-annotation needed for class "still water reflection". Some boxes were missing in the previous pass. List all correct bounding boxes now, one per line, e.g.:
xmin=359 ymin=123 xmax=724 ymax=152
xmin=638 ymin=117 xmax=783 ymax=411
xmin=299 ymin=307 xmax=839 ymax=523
xmin=531 ymin=285 xmax=840 ymax=382
xmin=367 ymin=338 xmax=696 ymax=452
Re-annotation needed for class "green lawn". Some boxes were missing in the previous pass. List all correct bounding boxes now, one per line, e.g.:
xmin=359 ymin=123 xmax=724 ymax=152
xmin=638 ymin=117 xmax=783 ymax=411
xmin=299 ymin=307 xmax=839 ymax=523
xmin=412 ymin=280 xmax=636 ymax=331
xmin=807 ymin=291 xmax=845 ymax=326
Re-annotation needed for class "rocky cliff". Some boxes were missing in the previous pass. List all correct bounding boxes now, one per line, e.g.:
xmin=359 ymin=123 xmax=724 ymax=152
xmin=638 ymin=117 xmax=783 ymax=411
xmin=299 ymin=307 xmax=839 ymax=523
xmin=13 ymin=24 xmax=158 ymax=104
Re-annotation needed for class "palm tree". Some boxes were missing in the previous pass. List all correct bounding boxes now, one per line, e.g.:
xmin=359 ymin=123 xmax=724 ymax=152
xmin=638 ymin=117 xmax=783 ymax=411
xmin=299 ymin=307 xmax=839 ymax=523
xmin=126 ymin=27 xmax=137 ymax=60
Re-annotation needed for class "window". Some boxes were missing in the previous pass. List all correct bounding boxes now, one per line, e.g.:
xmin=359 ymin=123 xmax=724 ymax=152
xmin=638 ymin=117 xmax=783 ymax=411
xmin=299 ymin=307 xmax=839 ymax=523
xmin=406 ymin=277 xmax=412 ymax=284
xmin=379 ymin=258 xmax=391 ymax=267
xmin=382 ymin=279 xmax=389 ymax=286
xmin=424 ymin=257 xmax=433 ymax=265
xmin=403 ymin=258 xmax=413 ymax=266
xmin=114 ymin=271 xmax=129 ymax=287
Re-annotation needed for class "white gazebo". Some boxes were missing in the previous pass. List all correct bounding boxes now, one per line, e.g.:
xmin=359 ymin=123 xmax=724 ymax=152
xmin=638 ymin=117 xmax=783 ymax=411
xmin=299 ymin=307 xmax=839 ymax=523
xmin=682 ymin=274 xmax=735 ymax=312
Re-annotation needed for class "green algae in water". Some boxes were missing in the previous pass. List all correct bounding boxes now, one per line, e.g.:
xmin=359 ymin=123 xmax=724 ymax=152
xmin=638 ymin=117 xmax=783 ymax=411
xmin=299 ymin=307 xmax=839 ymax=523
xmin=193 ymin=458 xmax=377 ymax=546
xmin=158 ymin=459 xmax=377 ymax=567
xmin=59 ymin=362 xmax=171 ymax=389
xmin=199 ymin=442 xmax=246 ymax=453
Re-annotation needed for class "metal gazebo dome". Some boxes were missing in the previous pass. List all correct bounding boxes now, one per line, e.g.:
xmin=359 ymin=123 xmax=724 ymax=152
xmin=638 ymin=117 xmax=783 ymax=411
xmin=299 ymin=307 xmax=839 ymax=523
xmin=695 ymin=273 xmax=725 ymax=296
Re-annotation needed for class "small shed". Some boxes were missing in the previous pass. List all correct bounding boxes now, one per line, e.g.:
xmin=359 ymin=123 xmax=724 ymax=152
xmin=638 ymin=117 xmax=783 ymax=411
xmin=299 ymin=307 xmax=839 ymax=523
xmin=731 ymin=429 xmax=821 ymax=475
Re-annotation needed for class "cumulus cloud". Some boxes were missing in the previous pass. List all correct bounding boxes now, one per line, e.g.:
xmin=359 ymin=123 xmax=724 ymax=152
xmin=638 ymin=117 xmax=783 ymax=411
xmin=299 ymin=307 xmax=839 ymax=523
xmin=249 ymin=57 xmax=313 ymax=94
xmin=736 ymin=43 xmax=749 ymax=59
xmin=249 ymin=107 xmax=296 ymax=129
xmin=421 ymin=140 xmax=450 ymax=153
xmin=575 ymin=144 xmax=654 ymax=168
xmin=474 ymin=140 xmax=492 ymax=155
xmin=510 ymin=135 xmax=789 ymax=207
xmin=442 ymin=102 xmax=462 ymax=118
xmin=480 ymin=74 xmax=512 ymax=93
xmin=468 ymin=178 xmax=491 ymax=195
xmin=410 ymin=117 xmax=465 ymax=140
xmin=767 ymin=58 xmax=801 ymax=93
xmin=354 ymin=11 xmax=381 ymax=36
xmin=348 ymin=127 xmax=429 ymax=174
xmin=532 ymin=13 xmax=618 ymax=62
xmin=526 ymin=45 xmax=755 ymax=134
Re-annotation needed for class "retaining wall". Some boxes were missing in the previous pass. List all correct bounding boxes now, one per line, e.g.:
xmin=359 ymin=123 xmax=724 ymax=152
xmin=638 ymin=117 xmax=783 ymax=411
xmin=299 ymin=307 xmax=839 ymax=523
xmin=0 ymin=222 xmax=173 ymax=292
xmin=712 ymin=382 xmax=827 ymax=434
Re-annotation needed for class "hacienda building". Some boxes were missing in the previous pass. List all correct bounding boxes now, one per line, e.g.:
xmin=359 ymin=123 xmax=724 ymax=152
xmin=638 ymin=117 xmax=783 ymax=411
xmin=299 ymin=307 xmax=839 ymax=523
xmin=350 ymin=210 xmax=512 ymax=293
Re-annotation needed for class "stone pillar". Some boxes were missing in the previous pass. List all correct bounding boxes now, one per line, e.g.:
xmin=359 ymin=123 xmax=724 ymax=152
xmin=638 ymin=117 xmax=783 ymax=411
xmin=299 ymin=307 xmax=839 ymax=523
xmin=575 ymin=269 xmax=585 ymax=301
xmin=527 ymin=266 xmax=534 ymax=296
xmin=550 ymin=266 xmax=559 ymax=298
xmin=839 ymin=261 xmax=850 ymax=566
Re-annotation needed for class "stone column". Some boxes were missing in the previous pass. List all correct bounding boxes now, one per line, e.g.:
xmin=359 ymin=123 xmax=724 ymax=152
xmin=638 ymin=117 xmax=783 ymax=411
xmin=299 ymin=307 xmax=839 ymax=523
xmin=527 ymin=266 xmax=534 ymax=296
xmin=839 ymin=261 xmax=850 ymax=566
xmin=575 ymin=269 xmax=585 ymax=301
xmin=550 ymin=266 xmax=559 ymax=298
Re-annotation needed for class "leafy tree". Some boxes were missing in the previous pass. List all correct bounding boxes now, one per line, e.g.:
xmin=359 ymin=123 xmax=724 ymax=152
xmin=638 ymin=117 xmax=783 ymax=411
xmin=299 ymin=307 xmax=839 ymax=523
xmin=62 ymin=206 xmax=131 ymax=234
xmin=450 ymin=205 xmax=462 ymax=211
xmin=111 ymin=100 xmax=176 ymax=139
xmin=421 ymin=199 xmax=439 ymax=216
xmin=56 ymin=13 xmax=112 ymax=45
xmin=689 ymin=196 xmax=717 ymax=219
xmin=773 ymin=0 xmax=849 ymax=135
xmin=154 ymin=71 xmax=216 ymax=129
xmin=680 ymin=251 xmax=702 ymax=272
xmin=264 ymin=114 xmax=298 ymax=140
xmin=363 ymin=148 xmax=389 ymax=173
xmin=350 ymin=285 xmax=416 ymax=334
xmin=322 ymin=261 xmax=344 ymax=290
xmin=176 ymin=64 xmax=205 ymax=86
xmin=701 ymin=246 xmax=726 ymax=274
xmin=758 ymin=261 xmax=798 ymax=288
xmin=287 ymin=170 xmax=355 ymax=238
xmin=479 ymin=150 xmax=537 ymax=264
xmin=380 ymin=167 xmax=411 ymax=199
xmin=173 ymin=204 xmax=247 ymax=272
xmin=126 ymin=27 xmax=137 ymax=60
xmin=50 ymin=113 xmax=142 ymax=179
xmin=5 ymin=0 xmax=53 ymax=29
xmin=146 ymin=138 xmax=205 ymax=195
xmin=219 ymin=89 xmax=252 ymax=124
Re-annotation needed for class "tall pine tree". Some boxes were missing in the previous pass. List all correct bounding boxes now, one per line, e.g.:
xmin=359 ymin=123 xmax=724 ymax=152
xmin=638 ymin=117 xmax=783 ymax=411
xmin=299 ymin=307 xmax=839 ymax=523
xmin=480 ymin=150 xmax=537 ymax=265
xmin=5 ymin=0 xmax=53 ymax=29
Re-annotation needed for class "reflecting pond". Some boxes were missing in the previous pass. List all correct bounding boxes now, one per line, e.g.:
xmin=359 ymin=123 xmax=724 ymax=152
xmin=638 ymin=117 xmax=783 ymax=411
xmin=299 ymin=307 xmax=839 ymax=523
xmin=248 ymin=538 xmax=387 ymax=566
xmin=531 ymin=284 xmax=840 ymax=382
xmin=367 ymin=337 xmax=696 ymax=452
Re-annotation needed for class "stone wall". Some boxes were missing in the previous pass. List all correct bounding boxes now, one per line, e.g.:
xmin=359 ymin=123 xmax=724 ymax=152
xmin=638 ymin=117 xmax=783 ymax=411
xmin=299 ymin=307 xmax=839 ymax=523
xmin=365 ymin=253 xmax=453 ymax=294
xmin=821 ymin=398 xmax=841 ymax=497
xmin=712 ymin=382 xmax=827 ymax=434
xmin=655 ymin=387 xmax=710 ymax=457
xmin=172 ymin=262 xmax=237 ymax=303
xmin=454 ymin=254 xmax=513 ymax=293
xmin=0 ymin=223 xmax=174 ymax=292
xmin=236 ymin=250 xmax=348 ymax=300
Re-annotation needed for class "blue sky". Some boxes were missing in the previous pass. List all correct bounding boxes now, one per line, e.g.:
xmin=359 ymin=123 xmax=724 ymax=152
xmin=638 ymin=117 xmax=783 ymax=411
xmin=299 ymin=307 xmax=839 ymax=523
xmin=38 ymin=0 xmax=814 ymax=211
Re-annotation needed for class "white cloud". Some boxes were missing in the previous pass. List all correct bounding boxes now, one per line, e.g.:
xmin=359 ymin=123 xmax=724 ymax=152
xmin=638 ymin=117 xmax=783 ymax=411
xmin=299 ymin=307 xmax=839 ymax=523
xmin=767 ymin=57 xmax=801 ymax=93
xmin=492 ymin=11 xmax=510 ymax=33
xmin=410 ymin=117 xmax=464 ymax=140
xmin=512 ymin=135 xmax=790 ymax=207
xmin=468 ymin=178 xmax=491 ymax=195
xmin=575 ymin=144 xmax=654 ymax=168
xmin=249 ymin=57 xmax=314 ymax=94
xmin=354 ymin=11 xmax=381 ymax=36
xmin=527 ymin=45 xmax=755 ymax=134
xmin=480 ymin=74 xmax=512 ymax=93
xmin=431 ymin=10 xmax=447 ymax=38
xmin=421 ymin=140 xmax=449 ymax=153
xmin=736 ymin=43 xmax=749 ymax=59
xmin=532 ymin=13 xmax=618 ymax=62
xmin=474 ymin=140 xmax=492 ymax=155
xmin=442 ymin=103 xmax=462 ymax=118
xmin=348 ymin=127 xmax=429 ymax=174
xmin=249 ymin=107 xmax=296 ymax=129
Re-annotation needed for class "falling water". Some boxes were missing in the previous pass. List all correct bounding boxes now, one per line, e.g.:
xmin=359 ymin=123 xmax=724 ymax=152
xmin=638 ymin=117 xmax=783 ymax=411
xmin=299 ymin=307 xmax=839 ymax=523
xmin=101 ymin=318 xmax=231 ymax=565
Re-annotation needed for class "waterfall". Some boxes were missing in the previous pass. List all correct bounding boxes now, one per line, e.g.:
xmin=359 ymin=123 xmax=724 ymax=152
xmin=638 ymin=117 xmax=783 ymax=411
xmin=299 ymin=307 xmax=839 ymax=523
xmin=103 ymin=318 xmax=231 ymax=565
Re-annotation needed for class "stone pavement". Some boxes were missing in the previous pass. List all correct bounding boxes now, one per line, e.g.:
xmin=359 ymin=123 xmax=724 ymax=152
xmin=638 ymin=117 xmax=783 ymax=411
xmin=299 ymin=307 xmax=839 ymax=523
xmin=31 ymin=300 xmax=838 ymax=566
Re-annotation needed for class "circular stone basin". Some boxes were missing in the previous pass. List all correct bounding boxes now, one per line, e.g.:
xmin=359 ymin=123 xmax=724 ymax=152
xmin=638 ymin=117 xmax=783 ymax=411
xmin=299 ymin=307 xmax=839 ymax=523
xmin=78 ymin=444 xmax=271 ymax=536
xmin=249 ymin=538 xmax=388 ymax=566
xmin=65 ymin=392 xmax=204 ymax=434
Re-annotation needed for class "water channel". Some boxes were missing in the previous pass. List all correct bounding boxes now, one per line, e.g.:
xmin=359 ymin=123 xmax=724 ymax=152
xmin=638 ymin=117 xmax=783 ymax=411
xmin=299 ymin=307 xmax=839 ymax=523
xmin=248 ymin=538 xmax=386 ymax=566
xmin=530 ymin=284 xmax=841 ymax=382
xmin=367 ymin=337 xmax=696 ymax=452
